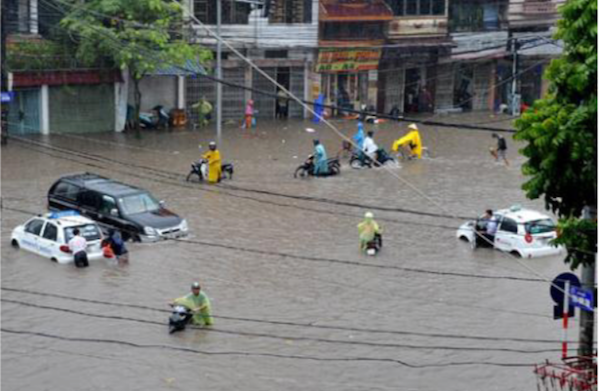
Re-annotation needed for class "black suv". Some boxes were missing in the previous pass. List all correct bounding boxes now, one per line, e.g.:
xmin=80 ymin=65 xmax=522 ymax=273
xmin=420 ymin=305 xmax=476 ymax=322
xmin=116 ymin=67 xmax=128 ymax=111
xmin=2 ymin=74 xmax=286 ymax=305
xmin=47 ymin=173 xmax=188 ymax=242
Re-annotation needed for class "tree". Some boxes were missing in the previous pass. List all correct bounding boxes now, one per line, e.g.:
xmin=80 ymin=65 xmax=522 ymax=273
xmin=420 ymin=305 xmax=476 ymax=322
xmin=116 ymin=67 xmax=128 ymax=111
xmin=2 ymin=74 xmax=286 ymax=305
xmin=60 ymin=0 xmax=211 ymax=129
xmin=514 ymin=0 xmax=597 ymax=270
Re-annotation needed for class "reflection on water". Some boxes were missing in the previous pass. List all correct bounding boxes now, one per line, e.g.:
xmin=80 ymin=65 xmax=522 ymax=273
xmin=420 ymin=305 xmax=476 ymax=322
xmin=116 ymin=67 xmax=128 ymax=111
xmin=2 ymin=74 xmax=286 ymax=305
xmin=2 ymin=114 xmax=574 ymax=391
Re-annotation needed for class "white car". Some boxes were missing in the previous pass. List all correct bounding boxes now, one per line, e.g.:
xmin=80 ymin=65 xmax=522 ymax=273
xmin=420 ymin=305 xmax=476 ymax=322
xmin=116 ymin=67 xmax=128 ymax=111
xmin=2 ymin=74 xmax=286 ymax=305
xmin=11 ymin=210 xmax=104 ymax=264
xmin=456 ymin=206 xmax=563 ymax=258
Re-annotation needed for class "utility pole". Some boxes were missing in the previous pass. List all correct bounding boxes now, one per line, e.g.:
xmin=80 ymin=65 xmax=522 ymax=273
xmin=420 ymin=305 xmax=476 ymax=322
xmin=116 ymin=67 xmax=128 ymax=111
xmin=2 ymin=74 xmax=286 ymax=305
xmin=510 ymin=36 xmax=520 ymax=116
xmin=216 ymin=0 xmax=222 ymax=146
xmin=579 ymin=205 xmax=596 ymax=357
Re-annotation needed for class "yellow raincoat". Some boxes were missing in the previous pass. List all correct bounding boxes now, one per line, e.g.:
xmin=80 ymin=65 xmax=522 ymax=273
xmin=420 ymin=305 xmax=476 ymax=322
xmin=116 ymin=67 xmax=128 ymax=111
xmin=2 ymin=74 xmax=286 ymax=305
xmin=202 ymin=149 xmax=222 ymax=183
xmin=173 ymin=292 xmax=214 ymax=326
xmin=392 ymin=130 xmax=423 ymax=158
xmin=358 ymin=217 xmax=382 ymax=251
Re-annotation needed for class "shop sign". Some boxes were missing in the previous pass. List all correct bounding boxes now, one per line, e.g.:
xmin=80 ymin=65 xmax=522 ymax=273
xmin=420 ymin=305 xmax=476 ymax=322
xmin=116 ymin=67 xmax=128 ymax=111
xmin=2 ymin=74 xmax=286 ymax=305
xmin=317 ymin=49 xmax=381 ymax=73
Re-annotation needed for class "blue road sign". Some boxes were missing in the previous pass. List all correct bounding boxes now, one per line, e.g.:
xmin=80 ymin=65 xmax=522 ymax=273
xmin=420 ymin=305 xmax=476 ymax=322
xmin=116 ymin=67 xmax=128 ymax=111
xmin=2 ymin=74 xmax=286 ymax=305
xmin=1 ymin=92 xmax=15 ymax=103
xmin=569 ymin=285 xmax=594 ymax=312
xmin=550 ymin=272 xmax=580 ymax=319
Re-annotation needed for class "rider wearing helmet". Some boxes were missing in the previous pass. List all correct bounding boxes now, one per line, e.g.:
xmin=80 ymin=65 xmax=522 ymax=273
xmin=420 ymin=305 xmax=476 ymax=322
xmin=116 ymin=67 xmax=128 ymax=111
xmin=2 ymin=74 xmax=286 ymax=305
xmin=201 ymin=141 xmax=222 ymax=183
xmin=392 ymin=123 xmax=423 ymax=159
xmin=172 ymin=282 xmax=214 ymax=326
xmin=357 ymin=211 xmax=382 ymax=253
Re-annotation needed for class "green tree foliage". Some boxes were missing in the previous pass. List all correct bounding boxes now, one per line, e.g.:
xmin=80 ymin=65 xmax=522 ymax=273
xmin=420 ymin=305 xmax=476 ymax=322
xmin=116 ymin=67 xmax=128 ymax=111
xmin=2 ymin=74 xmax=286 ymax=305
xmin=514 ymin=0 xmax=597 ymax=269
xmin=60 ymin=0 xmax=211 ymax=129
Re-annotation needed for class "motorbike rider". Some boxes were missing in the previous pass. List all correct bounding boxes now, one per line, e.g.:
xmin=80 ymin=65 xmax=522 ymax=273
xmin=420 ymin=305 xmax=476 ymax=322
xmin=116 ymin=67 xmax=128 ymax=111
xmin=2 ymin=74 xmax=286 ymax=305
xmin=201 ymin=141 xmax=222 ymax=183
xmin=357 ymin=211 xmax=382 ymax=253
xmin=392 ymin=123 xmax=423 ymax=159
xmin=362 ymin=131 xmax=378 ymax=165
xmin=353 ymin=122 xmax=365 ymax=153
xmin=313 ymin=139 xmax=329 ymax=176
xmin=172 ymin=282 xmax=214 ymax=326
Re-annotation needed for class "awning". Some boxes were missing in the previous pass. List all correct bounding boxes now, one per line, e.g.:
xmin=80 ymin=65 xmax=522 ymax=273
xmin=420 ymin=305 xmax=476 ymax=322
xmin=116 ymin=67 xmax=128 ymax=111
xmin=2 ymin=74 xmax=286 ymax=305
xmin=153 ymin=59 xmax=207 ymax=76
xmin=320 ymin=0 xmax=393 ymax=22
xmin=450 ymin=48 xmax=507 ymax=61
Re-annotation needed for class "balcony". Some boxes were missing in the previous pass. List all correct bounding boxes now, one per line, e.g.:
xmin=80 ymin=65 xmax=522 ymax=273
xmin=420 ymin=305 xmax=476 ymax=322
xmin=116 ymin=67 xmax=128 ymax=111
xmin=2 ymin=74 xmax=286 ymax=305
xmin=508 ymin=0 xmax=560 ymax=29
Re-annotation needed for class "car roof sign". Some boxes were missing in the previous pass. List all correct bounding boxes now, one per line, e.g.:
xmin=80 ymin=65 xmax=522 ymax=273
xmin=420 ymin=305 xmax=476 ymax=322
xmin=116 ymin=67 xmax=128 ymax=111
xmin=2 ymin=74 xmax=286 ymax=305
xmin=48 ymin=210 xmax=81 ymax=219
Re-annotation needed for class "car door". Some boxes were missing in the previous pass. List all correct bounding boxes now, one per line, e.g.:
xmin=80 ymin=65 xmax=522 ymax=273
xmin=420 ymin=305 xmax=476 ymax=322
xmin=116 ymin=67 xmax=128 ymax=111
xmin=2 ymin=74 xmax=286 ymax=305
xmin=78 ymin=191 xmax=101 ymax=221
xmin=97 ymin=194 xmax=133 ymax=235
xmin=38 ymin=222 xmax=59 ymax=259
xmin=495 ymin=217 xmax=519 ymax=252
xmin=22 ymin=218 xmax=46 ymax=255
xmin=48 ymin=181 xmax=81 ymax=211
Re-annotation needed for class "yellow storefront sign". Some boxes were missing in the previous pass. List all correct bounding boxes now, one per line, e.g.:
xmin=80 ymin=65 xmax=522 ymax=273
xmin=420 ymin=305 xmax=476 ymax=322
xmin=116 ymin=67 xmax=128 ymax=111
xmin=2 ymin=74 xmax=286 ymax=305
xmin=316 ymin=49 xmax=381 ymax=73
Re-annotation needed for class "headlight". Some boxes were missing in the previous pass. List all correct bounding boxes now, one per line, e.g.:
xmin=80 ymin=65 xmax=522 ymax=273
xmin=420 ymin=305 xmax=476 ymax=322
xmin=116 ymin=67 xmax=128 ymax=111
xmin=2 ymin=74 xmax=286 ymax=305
xmin=144 ymin=226 xmax=157 ymax=236
xmin=180 ymin=219 xmax=188 ymax=231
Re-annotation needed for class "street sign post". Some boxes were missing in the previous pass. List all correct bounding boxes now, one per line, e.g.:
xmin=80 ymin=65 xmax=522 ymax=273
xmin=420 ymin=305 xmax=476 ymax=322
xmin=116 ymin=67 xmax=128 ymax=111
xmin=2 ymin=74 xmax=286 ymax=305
xmin=550 ymin=272 xmax=580 ymax=319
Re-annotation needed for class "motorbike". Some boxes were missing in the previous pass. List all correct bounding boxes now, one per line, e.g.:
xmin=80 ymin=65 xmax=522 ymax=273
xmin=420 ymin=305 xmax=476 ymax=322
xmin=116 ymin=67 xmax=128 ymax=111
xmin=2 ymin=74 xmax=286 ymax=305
xmin=168 ymin=305 xmax=193 ymax=334
xmin=294 ymin=154 xmax=341 ymax=178
xmin=365 ymin=233 xmax=383 ymax=256
xmin=349 ymin=148 xmax=397 ymax=169
xmin=186 ymin=159 xmax=234 ymax=182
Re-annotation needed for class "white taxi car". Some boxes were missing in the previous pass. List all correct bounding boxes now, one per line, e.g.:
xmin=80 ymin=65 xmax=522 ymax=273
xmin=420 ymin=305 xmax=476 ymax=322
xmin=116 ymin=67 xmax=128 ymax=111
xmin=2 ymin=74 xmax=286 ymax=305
xmin=456 ymin=206 xmax=563 ymax=258
xmin=11 ymin=210 xmax=104 ymax=264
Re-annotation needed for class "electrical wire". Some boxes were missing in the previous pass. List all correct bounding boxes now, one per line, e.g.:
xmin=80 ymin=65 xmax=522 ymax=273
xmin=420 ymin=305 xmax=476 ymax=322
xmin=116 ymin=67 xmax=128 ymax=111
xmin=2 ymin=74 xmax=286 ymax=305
xmin=1 ymin=328 xmax=535 ymax=368
xmin=0 ymin=287 xmax=561 ymax=341
xmin=1 ymin=298 xmax=566 ymax=354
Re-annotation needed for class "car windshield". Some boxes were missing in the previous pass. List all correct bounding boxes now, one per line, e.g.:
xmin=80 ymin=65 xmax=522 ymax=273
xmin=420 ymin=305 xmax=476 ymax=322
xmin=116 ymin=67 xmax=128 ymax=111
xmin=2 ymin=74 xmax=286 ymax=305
xmin=524 ymin=218 xmax=556 ymax=234
xmin=64 ymin=224 xmax=101 ymax=242
xmin=118 ymin=193 xmax=160 ymax=215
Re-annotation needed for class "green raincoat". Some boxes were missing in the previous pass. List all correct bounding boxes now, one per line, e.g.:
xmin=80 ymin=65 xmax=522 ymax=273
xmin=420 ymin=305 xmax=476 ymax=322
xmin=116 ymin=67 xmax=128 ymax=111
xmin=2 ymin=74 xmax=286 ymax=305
xmin=173 ymin=291 xmax=214 ymax=326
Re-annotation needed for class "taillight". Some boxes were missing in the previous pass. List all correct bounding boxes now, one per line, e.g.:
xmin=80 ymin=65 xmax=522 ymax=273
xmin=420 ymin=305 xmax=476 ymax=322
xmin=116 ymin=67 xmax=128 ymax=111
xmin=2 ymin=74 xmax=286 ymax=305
xmin=59 ymin=245 xmax=71 ymax=253
xmin=524 ymin=233 xmax=533 ymax=243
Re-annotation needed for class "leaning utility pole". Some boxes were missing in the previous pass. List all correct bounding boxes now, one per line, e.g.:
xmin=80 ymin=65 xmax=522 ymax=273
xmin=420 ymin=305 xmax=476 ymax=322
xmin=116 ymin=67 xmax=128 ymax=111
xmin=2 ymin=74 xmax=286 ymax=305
xmin=578 ymin=205 xmax=596 ymax=357
xmin=510 ymin=36 xmax=520 ymax=116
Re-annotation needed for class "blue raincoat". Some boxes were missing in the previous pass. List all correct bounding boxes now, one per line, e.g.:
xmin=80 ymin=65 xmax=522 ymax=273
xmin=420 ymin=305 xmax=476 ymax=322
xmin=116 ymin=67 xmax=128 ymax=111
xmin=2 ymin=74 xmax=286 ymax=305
xmin=313 ymin=94 xmax=325 ymax=123
xmin=353 ymin=122 xmax=365 ymax=152
xmin=313 ymin=143 xmax=328 ymax=176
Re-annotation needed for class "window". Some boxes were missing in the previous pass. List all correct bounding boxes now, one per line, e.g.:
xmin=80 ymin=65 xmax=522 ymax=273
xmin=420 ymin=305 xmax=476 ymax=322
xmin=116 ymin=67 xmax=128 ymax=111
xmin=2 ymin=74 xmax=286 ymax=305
xmin=265 ymin=50 xmax=288 ymax=59
xmin=99 ymin=195 xmax=118 ymax=216
xmin=386 ymin=0 xmax=445 ymax=16
xmin=499 ymin=218 xmax=518 ymax=234
xmin=194 ymin=0 xmax=251 ymax=25
xmin=80 ymin=191 xmax=100 ymax=210
xmin=65 ymin=224 xmax=102 ymax=242
xmin=24 ymin=219 xmax=45 ymax=236
xmin=42 ymin=223 xmax=58 ymax=241
xmin=525 ymin=219 xmax=555 ymax=234
xmin=322 ymin=22 xmax=385 ymax=41
xmin=52 ymin=182 xmax=81 ymax=201
xmin=118 ymin=193 xmax=160 ymax=215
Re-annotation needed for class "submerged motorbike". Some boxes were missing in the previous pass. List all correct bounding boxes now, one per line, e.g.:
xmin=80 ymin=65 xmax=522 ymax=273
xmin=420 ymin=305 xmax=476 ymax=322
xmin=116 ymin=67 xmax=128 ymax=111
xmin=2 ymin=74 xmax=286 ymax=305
xmin=365 ymin=233 xmax=383 ymax=256
xmin=350 ymin=148 xmax=396 ymax=169
xmin=168 ymin=305 xmax=193 ymax=334
xmin=294 ymin=154 xmax=341 ymax=178
xmin=186 ymin=159 xmax=234 ymax=182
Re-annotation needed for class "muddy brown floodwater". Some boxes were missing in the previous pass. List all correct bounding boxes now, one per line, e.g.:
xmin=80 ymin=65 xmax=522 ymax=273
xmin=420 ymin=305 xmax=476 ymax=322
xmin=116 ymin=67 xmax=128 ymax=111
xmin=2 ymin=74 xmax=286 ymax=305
xmin=2 ymin=114 xmax=581 ymax=391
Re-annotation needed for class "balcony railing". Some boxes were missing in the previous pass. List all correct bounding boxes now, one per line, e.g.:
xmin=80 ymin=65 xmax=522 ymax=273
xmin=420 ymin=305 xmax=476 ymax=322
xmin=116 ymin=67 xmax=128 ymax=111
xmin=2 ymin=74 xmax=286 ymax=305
xmin=521 ymin=0 xmax=558 ymax=14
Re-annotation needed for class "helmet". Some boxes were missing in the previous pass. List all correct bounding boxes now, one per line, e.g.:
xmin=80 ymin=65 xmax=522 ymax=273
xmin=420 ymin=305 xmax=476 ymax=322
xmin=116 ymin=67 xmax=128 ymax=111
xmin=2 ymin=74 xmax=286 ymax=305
xmin=209 ymin=141 xmax=216 ymax=147
xmin=191 ymin=282 xmax=201 ymax=289
xmin=365 ymin=212 xmax=374 ymax=219
xmin=408 ymin=123 xmax=418 ymax=131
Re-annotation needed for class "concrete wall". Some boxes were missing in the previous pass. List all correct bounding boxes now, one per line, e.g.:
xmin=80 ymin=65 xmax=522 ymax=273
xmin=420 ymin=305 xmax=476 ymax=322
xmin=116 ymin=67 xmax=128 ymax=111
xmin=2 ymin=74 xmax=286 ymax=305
xmin=130 ymin=76 xmax=178 ymax=112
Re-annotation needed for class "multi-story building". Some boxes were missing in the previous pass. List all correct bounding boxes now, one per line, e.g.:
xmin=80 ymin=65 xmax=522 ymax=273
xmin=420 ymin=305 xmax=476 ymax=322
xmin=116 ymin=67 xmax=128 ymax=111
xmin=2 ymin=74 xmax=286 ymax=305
xmin=188 ymin=0 xmax=319 ymax=121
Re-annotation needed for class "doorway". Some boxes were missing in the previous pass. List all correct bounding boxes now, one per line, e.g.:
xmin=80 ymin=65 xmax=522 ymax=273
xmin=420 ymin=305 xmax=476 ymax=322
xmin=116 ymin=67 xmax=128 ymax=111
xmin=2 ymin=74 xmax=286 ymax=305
xmin=276 ymin=67 xmax=290 ymax=119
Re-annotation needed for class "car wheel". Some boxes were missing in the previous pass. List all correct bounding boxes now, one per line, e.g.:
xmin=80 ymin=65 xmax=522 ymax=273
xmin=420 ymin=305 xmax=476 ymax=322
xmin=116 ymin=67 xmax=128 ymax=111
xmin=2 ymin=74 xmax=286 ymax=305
xmin=510 ymin=251 xmax=522 ymax=258
xmin=11 ymin=239 xmax=19 ymax=248
xmin=51 ymin=258 xmax=58 ymax=263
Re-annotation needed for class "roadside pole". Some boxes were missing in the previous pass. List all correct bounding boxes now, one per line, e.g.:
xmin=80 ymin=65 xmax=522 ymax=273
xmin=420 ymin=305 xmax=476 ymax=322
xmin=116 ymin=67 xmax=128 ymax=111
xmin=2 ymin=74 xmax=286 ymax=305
xmin=579 ymin=206 xmax=596 ymax=357
xmin=216 ymin=0 xmax=222 ymax=146
xmin=562 ymin=281 xmax=570 ymax=359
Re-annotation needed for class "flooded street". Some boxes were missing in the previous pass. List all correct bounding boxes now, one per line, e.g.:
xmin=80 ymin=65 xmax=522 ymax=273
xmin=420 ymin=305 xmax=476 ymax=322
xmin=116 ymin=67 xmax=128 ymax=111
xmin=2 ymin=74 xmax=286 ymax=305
xmin=2 ymin=114 xmax=575 ymax=391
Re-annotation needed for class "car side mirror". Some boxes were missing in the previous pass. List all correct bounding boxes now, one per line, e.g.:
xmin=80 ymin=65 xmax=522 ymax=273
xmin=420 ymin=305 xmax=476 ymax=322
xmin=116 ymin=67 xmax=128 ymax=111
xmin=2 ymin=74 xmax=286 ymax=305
xmin=110 ymin=208 xmax=119 ymax=217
